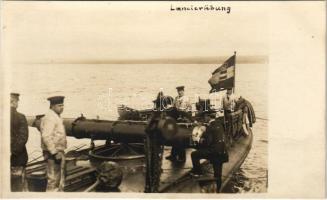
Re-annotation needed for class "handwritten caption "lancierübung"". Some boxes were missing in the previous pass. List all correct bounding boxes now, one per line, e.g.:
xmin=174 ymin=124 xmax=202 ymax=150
xmin=171 ymin=5 xmax=231 ymax=13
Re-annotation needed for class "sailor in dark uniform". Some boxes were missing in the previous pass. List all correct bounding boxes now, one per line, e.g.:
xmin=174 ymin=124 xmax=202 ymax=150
xmin=10 ymin=93 xmax=29 ymax=191
xmin=191 ymin=112 xmax=229 ymax=193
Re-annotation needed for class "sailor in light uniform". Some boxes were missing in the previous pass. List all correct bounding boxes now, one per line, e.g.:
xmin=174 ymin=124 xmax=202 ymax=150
xmin=223 ymin=88 xmax=236 ymax=114
xmin=174 ymin=86 xmax=192 ymax=112
xmin=165 ymin=86 xmax=191 ymax=162
xmin=208 ymin=90 xmax=225 ymax=115
xmin=191 ymin=120 xmax=206 ymax=146
xmin=40 ymin=96 xmax=67 ymax=191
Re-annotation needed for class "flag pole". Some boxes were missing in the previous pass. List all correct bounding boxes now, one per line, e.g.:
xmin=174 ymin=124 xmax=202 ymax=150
xmin=233 ymin=51 xmax=237 ymax=94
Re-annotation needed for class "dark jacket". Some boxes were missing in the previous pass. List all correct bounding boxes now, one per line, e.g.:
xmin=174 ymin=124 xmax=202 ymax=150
xmin=200 ymin=118 xmax=228 ymax=163
xmin=11 ymin=107 xmax=29 ymax=167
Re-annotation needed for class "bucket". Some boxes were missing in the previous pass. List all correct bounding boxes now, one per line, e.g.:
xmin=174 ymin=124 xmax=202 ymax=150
xmin=26 ymin=171 xmax=47 ymax=192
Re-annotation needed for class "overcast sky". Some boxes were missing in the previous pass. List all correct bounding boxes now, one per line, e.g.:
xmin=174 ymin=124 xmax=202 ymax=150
xmin=3 ymin=2 xmax=269 ymax=64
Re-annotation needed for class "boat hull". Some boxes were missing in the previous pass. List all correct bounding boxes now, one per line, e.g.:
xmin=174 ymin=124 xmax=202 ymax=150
xmin=25 ymin=108 xmax=253 ymax=192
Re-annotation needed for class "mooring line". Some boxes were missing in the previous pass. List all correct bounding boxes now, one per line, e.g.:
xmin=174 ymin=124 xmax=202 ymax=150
xmin=256 ymin=117 xmax=268 ymax=121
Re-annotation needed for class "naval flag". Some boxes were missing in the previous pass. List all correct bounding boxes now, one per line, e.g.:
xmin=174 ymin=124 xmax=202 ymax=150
xmin=208 ymin=54 xmax=236 ymax=92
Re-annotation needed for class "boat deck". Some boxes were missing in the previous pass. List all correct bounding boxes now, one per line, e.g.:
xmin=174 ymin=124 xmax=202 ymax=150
xmin=25 ymin=130 xmax=252 ymax=193
xmin=113 ymin=130 xmax=252 ymax=193
xmin=160 ymin=130 xmax=253 ymax=193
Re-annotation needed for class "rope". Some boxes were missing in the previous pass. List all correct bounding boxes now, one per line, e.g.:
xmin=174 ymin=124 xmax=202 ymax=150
xmin=28 ymin=150 xmax=42 ymax=157
xmin=27 ymin=150 xmax=43 ymax=164
xmin=66 ymin=143 xmax=87 ymax=151
xmin=256 ymin=117 xmax=268 ymax=121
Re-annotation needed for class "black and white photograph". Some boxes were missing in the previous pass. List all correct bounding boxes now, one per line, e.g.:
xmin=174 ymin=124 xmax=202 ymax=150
xmin=0 ymin=1 xmax=325 ymax=198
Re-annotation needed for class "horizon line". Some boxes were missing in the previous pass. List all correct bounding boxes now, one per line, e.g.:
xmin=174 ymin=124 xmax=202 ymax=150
xmin=15 ymin=55 xmax=269 ymax=65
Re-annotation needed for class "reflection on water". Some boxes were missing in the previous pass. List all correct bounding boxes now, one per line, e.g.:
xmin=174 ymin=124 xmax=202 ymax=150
xmin=12 ymin=63 xmax=268 ymax=193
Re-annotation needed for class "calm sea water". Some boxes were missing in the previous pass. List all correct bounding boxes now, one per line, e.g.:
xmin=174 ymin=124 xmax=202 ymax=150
xmin=11 ymin=63 xmax=268 ymax=193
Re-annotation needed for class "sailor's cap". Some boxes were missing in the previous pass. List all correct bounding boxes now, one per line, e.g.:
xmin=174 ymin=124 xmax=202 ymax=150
xmin=47 ymin=96 xmax=65 ymax=105
xmin=10 ymin=93 xmax=20 ymax=100
xmin=176 ymin=86 xmax=185 ymax=91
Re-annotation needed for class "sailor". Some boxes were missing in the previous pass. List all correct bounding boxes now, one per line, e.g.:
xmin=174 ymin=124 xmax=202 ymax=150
xmin=174 ymin=86 xmax=192 ymax=112
xmin=10 ymin=93 xmax=29 ymax=191
xmin=165 ymin=86 xmax=191 ymax=162
xmin=190 ymin=112 xmax=229 ymax=193
xmin=208 ymin=90 xmax=225 ymax=116
xmin=191 ymin=118 xmax=207 ymax=146
xmin=222 ymin=88 xmax=235 ymax=114
xmin=222 ymin=88 xmax=237 ymax=144
xmin=40 ymin=96 xmax=67 ymax=191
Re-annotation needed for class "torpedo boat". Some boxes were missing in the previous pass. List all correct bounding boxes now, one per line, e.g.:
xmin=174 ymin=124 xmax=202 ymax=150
xmin=23 ymin=52 xmax=255 ymax=193
xmin=25 ymin=96 xmax=255 ymax=193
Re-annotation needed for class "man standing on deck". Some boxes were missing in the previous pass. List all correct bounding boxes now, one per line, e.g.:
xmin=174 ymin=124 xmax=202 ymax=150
xmin=223 ymin=88 xmax=236 ymax=145
xmin=10 ymin=93 xmax=29 ymax=191
xmin=190 ymin=112 xmax=229 ymax=193
xmin=40 ymin=96 xmax=67 ymax=191
xmin=223 ymin=88 xmax=235 ymax=114
xmin=165 ymin=86 xmax=191 ymax=162
xmin=174 ymin=86 xmax=192 ymax=112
